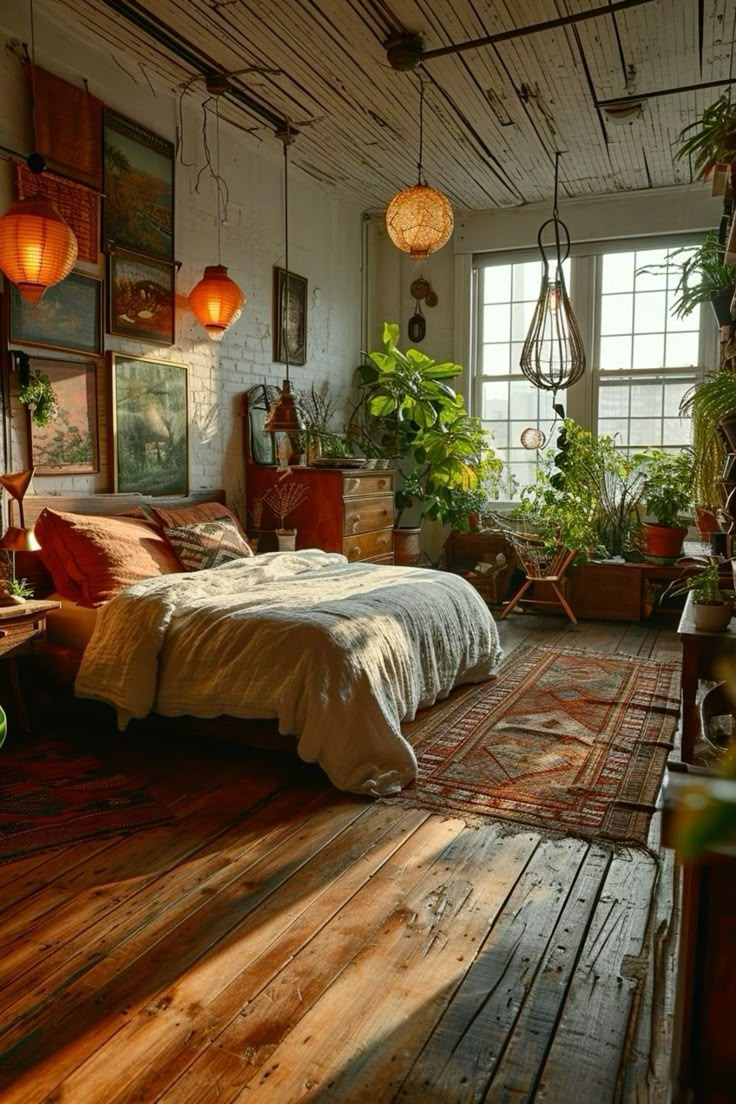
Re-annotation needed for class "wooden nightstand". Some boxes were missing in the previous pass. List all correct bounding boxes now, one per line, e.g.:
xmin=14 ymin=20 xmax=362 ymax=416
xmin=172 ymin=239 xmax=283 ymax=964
xmin=0 ymin=599 xmax=60 ymax=732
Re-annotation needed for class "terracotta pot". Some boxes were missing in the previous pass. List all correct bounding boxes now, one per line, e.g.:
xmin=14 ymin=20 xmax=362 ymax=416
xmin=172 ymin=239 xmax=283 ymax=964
xmin=393 ymin=527 xmax=422 ymax=567
xmin=643 ymin=523 xmax=688 ymax=560
xmin=693 ymin=601 xmax=733 ymax=632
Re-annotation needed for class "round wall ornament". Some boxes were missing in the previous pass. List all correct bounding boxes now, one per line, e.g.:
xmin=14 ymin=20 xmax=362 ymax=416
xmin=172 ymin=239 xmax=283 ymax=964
xmin=520 ymin=427 xmax=546 ymax=450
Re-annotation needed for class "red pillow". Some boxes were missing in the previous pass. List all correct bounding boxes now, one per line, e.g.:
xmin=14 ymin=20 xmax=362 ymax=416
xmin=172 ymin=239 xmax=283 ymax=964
xmin=35 ymin=508 xmax=181 ymax=606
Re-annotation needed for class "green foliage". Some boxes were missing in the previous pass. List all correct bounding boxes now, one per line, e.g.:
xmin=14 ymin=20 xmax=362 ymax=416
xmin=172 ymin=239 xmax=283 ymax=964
xmin=680 ymin=371 xmax=736 ymax=507
xmin=636 ymin=233 xmax=736 ymax=319
xmin=512 ymin=420 xmax=645 ymax=561
xmin=6 ymin=576 xmax=33 ymax=599
xmin=634 ymin=447 xmax=695 ymax=527
xmin=18 ymin=371 xmax=58 ymax=427
xmin=359 ymin=323 xmax=504 ymax=527
xmin=674 ymin=93 xmax=736 ymax=180
xmin=664 ymin=557 xmax=727 ymax=604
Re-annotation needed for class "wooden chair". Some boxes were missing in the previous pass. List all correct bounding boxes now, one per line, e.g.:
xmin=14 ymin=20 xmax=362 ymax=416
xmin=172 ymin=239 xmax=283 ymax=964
xmin=497 ymin=530 xmax=578 ymax=624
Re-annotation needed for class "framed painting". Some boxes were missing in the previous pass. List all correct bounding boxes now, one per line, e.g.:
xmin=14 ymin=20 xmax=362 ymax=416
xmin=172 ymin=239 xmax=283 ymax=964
xmin=111 ymin=353 xmax=188 ymax=496
xmin=28 ymin=357 xmax=99 ymax=475
xmin=107 ymin=248 xmax=175 ymax=345
xmin=9 ymin=272 xmax=102 ymax=355
xmin=273 ymin=267 xmax=307 ymax=366
xmin=103 ymin=109 xmax=174 ymax=259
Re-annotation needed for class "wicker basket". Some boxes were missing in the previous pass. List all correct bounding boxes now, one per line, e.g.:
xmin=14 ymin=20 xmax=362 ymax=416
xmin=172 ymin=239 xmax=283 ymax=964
xmin=393 ymin=527 xmax=422 ymax=566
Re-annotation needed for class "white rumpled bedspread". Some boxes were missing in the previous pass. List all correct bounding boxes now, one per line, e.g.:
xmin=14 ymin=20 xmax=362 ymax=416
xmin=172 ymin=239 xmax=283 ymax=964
xmin=75 ymin=550 xmax=502 ymax=797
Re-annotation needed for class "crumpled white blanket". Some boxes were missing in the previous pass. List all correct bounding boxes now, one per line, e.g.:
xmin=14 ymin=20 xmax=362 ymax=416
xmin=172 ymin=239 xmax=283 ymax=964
xmin=75 ymin=551 xmax=502 ymax=796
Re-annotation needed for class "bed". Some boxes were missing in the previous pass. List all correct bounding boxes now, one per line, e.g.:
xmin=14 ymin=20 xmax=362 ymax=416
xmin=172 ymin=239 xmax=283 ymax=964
xmin=22 ymin=493 xmax=503 ymax=797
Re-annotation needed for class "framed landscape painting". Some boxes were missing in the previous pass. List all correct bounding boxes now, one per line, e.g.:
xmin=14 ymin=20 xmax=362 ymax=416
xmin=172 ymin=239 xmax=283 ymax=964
xmin=28 ymin=357 xmax=99 ymax=475
xmin=103 ymin=109 xmax=174 ymax=259
xmin=273 ymin=267 xmax=307 ymax=366
xmin=108 ymin=248 xmax=175 ymax=345
xmin=111 ymin=353 xmax=188 ymax=495
xmin=9 ymin=273 xmax=101 ymax=355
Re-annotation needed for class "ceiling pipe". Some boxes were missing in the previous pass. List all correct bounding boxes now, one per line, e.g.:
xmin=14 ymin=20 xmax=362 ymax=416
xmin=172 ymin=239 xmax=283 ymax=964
xmin=387 ymin=0 xmax=658 ymax=68
xmin=598 ymin=75 xmax=736 ymax=108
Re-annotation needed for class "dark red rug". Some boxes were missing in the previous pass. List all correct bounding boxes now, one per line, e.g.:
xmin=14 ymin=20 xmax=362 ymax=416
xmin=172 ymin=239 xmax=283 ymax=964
xmin=0 ymin=740 xmax=173 ymax=860
xmin=401 ymin=644 xmax=680 ymax=845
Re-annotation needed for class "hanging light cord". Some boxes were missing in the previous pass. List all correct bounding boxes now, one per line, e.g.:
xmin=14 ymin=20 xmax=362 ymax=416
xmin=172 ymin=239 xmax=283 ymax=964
xmin=282 ymin=121 xmax=291 ymax=383
xmin=416 ymin=78 xmax=425 ymax=185
xmin=215 ymin=96 xmax=222 ymax=266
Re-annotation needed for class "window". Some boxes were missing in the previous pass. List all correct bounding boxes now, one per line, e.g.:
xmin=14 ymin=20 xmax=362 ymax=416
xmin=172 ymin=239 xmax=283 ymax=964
xmin=472 ymin=239 xmax=711 ymax=498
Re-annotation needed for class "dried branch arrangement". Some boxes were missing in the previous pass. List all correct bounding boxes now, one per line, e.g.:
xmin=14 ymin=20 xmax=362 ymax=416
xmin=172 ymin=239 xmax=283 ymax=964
xmin=262 ymin=479 xmax=309 ymax=529
xmin=249 ymin=495 xmax=264 ymax=532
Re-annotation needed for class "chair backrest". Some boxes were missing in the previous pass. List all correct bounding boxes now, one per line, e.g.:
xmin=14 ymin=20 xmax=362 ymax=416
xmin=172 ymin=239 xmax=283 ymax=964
xmin=503 ymin=529 xmax=575 ymax=581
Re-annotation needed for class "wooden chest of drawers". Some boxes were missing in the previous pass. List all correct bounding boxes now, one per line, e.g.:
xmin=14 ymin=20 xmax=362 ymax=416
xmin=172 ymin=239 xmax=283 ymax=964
xmin=246 ymin=466 xmax=395 ymax=563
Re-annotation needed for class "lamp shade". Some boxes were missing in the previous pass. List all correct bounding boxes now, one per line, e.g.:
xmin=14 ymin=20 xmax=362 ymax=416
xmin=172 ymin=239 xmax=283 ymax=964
xmin=385 ymin=184 xmax=454 ymax=258
xmin=0 ymin=526 xmax=40 ymax=552
xmin=0 ymin=197 xmax=78 ymax=303
xmin=188 ymin=264 xmax=245 ymax=341
xmin=263 ymin=379 xmax=304 ymax=434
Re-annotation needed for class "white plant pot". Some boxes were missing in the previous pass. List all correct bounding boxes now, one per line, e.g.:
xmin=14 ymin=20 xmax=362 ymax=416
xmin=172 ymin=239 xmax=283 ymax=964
xmin=277 ymin=530 xmax=297 ymax=552
xmin=693 ymin=601 xmax=733 ymax=632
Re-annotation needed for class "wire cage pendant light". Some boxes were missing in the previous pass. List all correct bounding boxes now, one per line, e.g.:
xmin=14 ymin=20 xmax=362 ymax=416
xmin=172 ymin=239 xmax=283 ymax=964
xmin=263 ymin=123 xmax=304 ymax=436
xmin=385 ymin=79 xmax=454 ymax=259
xmin=519 ymin=153 xmax=585 ymax=396
xmin=189 ymin=95 xmax=245 ymax=340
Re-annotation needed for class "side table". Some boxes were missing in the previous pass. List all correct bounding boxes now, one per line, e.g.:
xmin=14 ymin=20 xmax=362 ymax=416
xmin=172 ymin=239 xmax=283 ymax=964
xmin=0 ymin=599 xmax=60 ymax=732
xmin=677 ymin=592 xmax=736 ymax=762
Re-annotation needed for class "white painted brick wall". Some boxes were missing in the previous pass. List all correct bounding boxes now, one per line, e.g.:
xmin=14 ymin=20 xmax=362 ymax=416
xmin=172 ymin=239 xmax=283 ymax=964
xmin=0 ymin=0 xmax=364 ymax=522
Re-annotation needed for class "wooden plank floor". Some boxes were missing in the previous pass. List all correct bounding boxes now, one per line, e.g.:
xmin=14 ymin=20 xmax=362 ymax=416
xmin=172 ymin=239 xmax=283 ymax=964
xmin=0 ymin=614 xmax=682 ymax=1103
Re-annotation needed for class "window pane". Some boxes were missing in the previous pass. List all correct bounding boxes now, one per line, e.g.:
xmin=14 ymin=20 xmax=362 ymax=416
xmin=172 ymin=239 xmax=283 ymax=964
xmin=666 ymin=293 xmax=696 ymax=331
xmin=488 ymin=421 xmax=509 ymax=448
xmin=634 ymin=248 xmax=668 ymax=291
xmin=481 ymin=379 xmax=508 ymax=420
xmin=509 ymin=381 xmax=538 ymax=419
xmin=483 ymin=265 xmax=511 ymax=303
xmin=664 ymin=330 xmax=699 ymax=368
xmin=634 ymin=290 xmax=667 ymax=333
xmin=602 ymin=252 xmax=635 ymax=294
xmin=511 ymin=300 xmax=535 ymax=341
xmin=601 ymin=293 xmax=633 ymax=335
xmin=510 ymin=342 xmax=525 ymax=375
xmin=600 ymin=335 xmax=632 ymax=371
xmin=483 ymin=303 xmax=510 ymax=339
xmin=629 ymin=418 xmax=660 ymax=445
xmin=512 ymin=261 xmax=542 ymax=301
xmin=598 ymin=419 xmax=629 ymax=446
xmin=482 ymin=343 xmax=510 ymax=375
xmin=631 ymin=382 xmax=661 ymax=417
xmin=663 ymin=416 xmax=690 ymax=446
xmin=663 ymin=380 xmax=692 ymax=416
xmin=599 ymin=383 xmax=629 ymax=417
xmin=632 ymin=333 xmax=664 ymax=369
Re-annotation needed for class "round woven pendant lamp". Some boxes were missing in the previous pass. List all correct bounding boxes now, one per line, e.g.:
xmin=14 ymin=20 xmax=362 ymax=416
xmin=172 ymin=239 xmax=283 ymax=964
xmin=188 ymin=264 xmax=245 ymax=341
xmin=0 ymin=196 xmax=78 ymax=303
xmin=385 ymin=184 xmax=454 ymax=259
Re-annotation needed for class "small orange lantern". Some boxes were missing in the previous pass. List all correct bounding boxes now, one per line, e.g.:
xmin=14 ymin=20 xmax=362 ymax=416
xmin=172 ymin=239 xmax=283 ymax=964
xmin=188 ymin=264 xmax=245 ymax=341
xmin=0 ymin=196 xmax=78 ymax=303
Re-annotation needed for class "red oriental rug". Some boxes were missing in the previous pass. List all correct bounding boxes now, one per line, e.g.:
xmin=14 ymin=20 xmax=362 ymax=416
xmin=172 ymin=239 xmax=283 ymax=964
xmin=401 ymin=644 xmax=680 ymax=845
xmin=0 ymin=740 xmax=173 ymax=860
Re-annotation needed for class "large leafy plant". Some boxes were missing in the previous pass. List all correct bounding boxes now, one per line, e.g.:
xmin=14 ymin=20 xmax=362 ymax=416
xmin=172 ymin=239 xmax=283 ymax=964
xmin=634 ymin=447 xmax=695 ymax=527
xmin=357 ymin=323 xmax=503 ymax=527
xmin=636 ymin=233 xmax=736 ymax=320
xmin=512 ymin=420 xmax=645 ymax=561
xmin=680 ymin=372 xmax=736 ymax=508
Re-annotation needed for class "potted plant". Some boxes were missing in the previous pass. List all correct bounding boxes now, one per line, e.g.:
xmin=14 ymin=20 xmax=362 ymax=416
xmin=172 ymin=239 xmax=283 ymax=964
xmin=358 ymin=322 xmax=503 ymax=566
xmin=635 ymin=448 xmax=695 ymax=560
xmin=17 ymin=368 xmax=58 ymax=427
xmin=637 ymin=232 xmax=736 ymax=326
xmin=681 ymin=372 xmax=736 ymax=510
xmin=262 ymin=477 xmax=309 ymax=551
xmin=664 ymin=556 xmax=734 ymax=631
xmin=674 ymin=93 xmax=736 ymax=182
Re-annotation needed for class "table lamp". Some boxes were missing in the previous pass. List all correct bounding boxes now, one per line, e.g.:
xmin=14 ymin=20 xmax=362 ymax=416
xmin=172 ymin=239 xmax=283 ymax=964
xmin=0 ymin=469 xmax=40 ymax=598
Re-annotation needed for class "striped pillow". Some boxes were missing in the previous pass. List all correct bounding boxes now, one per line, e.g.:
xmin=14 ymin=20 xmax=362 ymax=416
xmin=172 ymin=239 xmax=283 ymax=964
xmin=164 ymin=516 xmax=254 ymax=571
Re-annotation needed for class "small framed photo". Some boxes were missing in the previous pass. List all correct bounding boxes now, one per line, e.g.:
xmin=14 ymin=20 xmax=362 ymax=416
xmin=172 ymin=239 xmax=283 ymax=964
xmin=107 ymin=248 xmax=175 ymax=345
xmin=9 ymin=272 xmax=102 ymax=355
xmin=28 ymin=356 xmax=100 ymax=475
xmin=273 ymin=266 xmax=307 ymax=366
xmin=103 ymin=109 xmax=174 ymax=259
xmin=110 ymin=352 xmax=188 ymax=495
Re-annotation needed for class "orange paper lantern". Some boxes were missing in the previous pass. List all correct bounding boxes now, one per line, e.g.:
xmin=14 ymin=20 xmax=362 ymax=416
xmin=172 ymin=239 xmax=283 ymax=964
xmin=385 ymin=184 xmax=454 ymax=259
xmin=188 ymin=264 xmax=245 ymax=341
xmin=0 ymin=196 xmax=78 ymax=303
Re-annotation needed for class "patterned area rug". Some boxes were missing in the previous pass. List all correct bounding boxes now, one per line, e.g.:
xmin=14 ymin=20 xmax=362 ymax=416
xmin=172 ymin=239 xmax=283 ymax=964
xmin=401 ymin=644 xmax=680 ymax=845
xmin=0 ymin=740 xmax=173 ymax=860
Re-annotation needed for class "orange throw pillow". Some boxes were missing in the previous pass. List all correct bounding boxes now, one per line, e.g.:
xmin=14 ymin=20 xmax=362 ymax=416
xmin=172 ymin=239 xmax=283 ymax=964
xmin=149 ymin=500 xmax=248 ymax=538
xmin=35 ymin=508 xmax=182 ymax=606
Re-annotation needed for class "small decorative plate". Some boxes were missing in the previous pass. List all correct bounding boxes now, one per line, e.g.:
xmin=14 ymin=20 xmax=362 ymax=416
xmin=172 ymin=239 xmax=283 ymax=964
xmin=311 ymin=457 xmax=367 ymax=469
xmin=410 ymin=276 xmax=431 ymax=300
xmin=520 ymin=427 xmax=546 ymax=450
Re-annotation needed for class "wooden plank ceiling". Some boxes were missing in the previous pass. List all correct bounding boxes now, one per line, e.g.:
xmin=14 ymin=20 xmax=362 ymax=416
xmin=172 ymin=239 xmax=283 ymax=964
xmin=47 ymin=0 xmax=736 ymax=210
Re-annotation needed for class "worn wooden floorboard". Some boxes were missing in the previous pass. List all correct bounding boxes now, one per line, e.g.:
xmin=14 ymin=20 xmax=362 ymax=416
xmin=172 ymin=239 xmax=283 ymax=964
xmin=0 ymin=615 xmax=682 ymax=1103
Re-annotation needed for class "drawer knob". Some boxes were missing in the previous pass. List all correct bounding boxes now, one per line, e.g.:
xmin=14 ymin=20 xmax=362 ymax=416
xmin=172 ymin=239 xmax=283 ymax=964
xmin=347 ymin=478 xmax=360 ymax=493
xmin=349 ymin=513 xmax=361 ymax=526
xmin=377 ymin=535 xmax=390 ymax=548
xmin=348 ymin=546 xmax=361 ymax=560
xmin=378 ymin=478 xmax=387 ymax=489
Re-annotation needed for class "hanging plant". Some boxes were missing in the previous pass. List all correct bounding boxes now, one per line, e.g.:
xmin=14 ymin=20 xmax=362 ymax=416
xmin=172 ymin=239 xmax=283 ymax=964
xmin=675 ymin=94 xmax=736 ymax=180
xmin=18 ymin=370 xmax=59 ymax=427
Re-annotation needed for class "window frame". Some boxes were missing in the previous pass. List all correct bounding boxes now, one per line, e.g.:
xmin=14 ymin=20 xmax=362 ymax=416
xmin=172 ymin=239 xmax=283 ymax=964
xmin=471 ymin=233 xmax=717 ymax=505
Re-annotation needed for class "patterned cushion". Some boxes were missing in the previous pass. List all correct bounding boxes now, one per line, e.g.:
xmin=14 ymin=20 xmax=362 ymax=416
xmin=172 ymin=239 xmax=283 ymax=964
xmin=164 ymin=517 xmax=254 ymax=571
